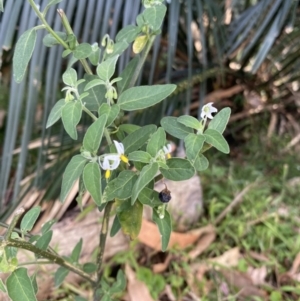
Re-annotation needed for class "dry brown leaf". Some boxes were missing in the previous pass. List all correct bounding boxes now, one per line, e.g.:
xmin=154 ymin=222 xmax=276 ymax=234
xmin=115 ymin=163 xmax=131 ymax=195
xmin=289 ymin=252 xmax=300 ymax=275
xmin=247 ymin=266 xmax=267 ymax=286
xmin=152 ymin=254 xmax=172 ymax=273
xmin=125 ymin=264 xmax=155 ymax=301
xmin=209 ymin=247 xmax=241 ymax=269
xmin=188 ymin=228 xmax=216 ymax=259
xmin=247 ymin=250 xmax=270 ymax=262
xmin=221 ymin=269 xmax=267 ymax=299
xmin=138 ymin=219 xmax=214 ymax=251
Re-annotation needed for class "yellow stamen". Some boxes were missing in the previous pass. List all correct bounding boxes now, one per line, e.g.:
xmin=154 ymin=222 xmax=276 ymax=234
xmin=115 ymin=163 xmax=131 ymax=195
xmin=166 ymin=153 xmax=171 ymax=159
xmin=105 ymin=170 xmax=111 ymax=179
xmin=120 ymin=154 xmax=129 ymax=164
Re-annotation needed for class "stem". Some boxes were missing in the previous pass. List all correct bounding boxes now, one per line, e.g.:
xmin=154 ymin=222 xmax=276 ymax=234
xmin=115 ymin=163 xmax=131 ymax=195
xmin=0 ymin=239 xmax=95 ymax=285
xmin=4 ymin=207 xmax=24 ymax=240
xmin=94 ymin=201 xmax=113 ymax=300
xmin=57 ymin=9 xmax=93 ymax=75
xmin=27 ymin=0 xmax=69 ymax=49
xmin=128 ymin=34 xmax=156 ymax=88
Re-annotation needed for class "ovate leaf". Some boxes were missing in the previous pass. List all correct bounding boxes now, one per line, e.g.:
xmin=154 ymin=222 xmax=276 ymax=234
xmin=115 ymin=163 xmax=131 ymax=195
xmin=161 ymin=116 xmax=193 ymax=139
xmin=128 ymin=151 xmax=152 ymax=163
xmin=131 ymin=163 xmax=159 ymax=204
xmin=160 ymin=158 xmax=194 ymax=181
xmin=103 ymin=171 xmax=137 ymax=202
xmin=82 ymin=114 xmax=107 ymax=154
xmin=83 ymin=162 xmax=102 ymax=206
xmin=194 ymin=154 xmax=209 ymax=171
xmin=152 ymin=210 xmax=172 ymax=252
xmin=208 ymin=107 xmax=231 ymax=134
xmin=96 ymin=55 xmax=119 ymax=81
xmin=177 ymin=115 xmax=200 ymax=130
xmin=43 ymin=31 xmax=67 ymax=47
xmin=118 ymin=200 xmax=143 ymax=240
xmin=146 ymin=127 xmax=166 ymax=157
xmin=60 ymin=155 xmax=87 ymax=203
xmin=143 ymin=5 xmax=167 ymax=31
xmin=54 ymin=267 xmax=69 ymax=287
xmin=204 ymin=129 xmax=230 ymax=154
xmin=71 ymin=238 xmax=83 ymax=262
xmin=184 ymin=133 xmax=206 ymax=163
xmin=13 ymin=29 xmax=37 ymax=83
xmin=73 ymin=43 xmax=93 ymax=59
xmin=117 ymin=57 xmax=139 ymax=94
xmin=7 ymin=268 xmax=37 ymax=301
xmin=35 ymin=231 xmax=53 ymax=252
xmin=62 ymin=68 xmax=77 ymax=86
xmin=116 ymin=25 xmax=141 ymax=43
xmin=46 ymin=99 xmax=65 ymax=128
xmin=61 ymin=101 xmax=82 ymax=140
xmin=20 ymin=207 xmax=41 ymax=233
xmin=118 ymin=85 xmax=176 ymax=111
xmin=122 ymin=124 xmax=157 ymax=153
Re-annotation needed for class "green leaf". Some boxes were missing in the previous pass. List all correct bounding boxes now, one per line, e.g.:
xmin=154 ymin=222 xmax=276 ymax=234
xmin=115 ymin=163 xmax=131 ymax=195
xmin=61 ymin=101 xmax=82 ymax=140
xmin=184 ymin=133 xmax=206 ymax=163
xmin=21 ymin=207 xmax=41 ymax=233
xmin=110 ymin=269 xmax=127 ymax=293
xmin=118 ymin=85 xmax=176 ymax=111
xmin=43 ymin=31 xmax=67 ymax=47
xmin=30 ymin=275 xmax=38 ymax=295
xmin=7 ymin=268 xmax=37 ymax=301
xmin=161 ymin=116 xmax=193 ymax=139
xmin=0 ymin=0 xmax=3 ymax=12
xmin=62 ymin=68 xmax=77 ymax=86
xmin=73 ymin=43 xmax=93 ymax=59
xmin=46 ymin=99 xmax=65 ymax=128
xmin=119 ymin=124 xmax=140 ymax=134
xmin=103 ymin=171 xmax=137 ymax=202
xmin=83 ymin=114 xmax=107 ymax=154
xmin=96 ymin=55 xmax=119 ymax=81
xmin=122 ymin=124 xmax=157 ymax=153
xmin=128 ymin=151 xmax=152 ymax=163
xmin=194 ymin=154 xmax=209 ymax=171
xmin=78 ymin=75 xmax=106 ymax=111
xmin=83 ymin=263 xmax=97 ymax=274
xmin=71 ymin=238 xmax=82 ymax=262
xmin=160 ymin=158 xmax=195 ymax=181
xmin=131 ymin=163 xmax=159 ymax=204
xmin=116 ymin=25 xmax=141 ymax=43
xmin=0 ymin=279 xmax=6 ymax=293
xmin=60 ymin=155 xmax=87 ymax=203
xmin=110 ymin=215 xmax=121 ymax=237
xmin=88 ymin=47 xmax=101 ymax=66
xmin=143 ymin=5 xmax=167 ymax=31
xmin=152 ymin=210 xmax=172 ymax=252
xmin=13 ymin=28 xmax=37 ymax=83
xmin=54 ymin=267 xmax=69 ymax=287
xmin=98 ymin=104 xmax=120 ymax=127
xmin=118 ymin=199 xmax=143 ymax=239
xmin=84 ymin=79 xmax=105 ymax=91
xmin=35 ymin=231 xmax=52 ymax=251
xmin=41 ymin=220 xmax=56 ymax=235
xmin=83 ymin=163 xmax=102 ymax=206
xmin=138 ymin=187 xmax=162 ymax=208
xmin=208 ymin=107 xmax=231 ymax=134
xmin=177 ymin=115 xmax=200 ymax=130
xmin=117 ymin=57 xmax=139 ymax=94
xmin=146 ymin=127 xmax=166 ymax=157
xmin=204 ymin=129 xmax=230 ymax=154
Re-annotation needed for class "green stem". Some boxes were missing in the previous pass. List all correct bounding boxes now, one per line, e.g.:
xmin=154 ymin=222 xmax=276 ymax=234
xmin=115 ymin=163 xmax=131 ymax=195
xmin=57 ymin=9 xmax=93 ymax=75
xmin=27 ymin=0 xmax=69 ymax=49
xmin=94 ymin=201 xmax=113 ymax=300
xmin=4 ymin=207 xmax=25 ymax=240
xmin=0 ymin=239 xmax=95 ymax=285
xmin=128 ymin=34 xmax=156 ymax=88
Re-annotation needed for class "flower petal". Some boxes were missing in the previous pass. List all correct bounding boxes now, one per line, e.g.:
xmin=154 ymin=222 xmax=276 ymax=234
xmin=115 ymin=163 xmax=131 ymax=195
xmin=114 ymin=140 xmax=125 ymax=155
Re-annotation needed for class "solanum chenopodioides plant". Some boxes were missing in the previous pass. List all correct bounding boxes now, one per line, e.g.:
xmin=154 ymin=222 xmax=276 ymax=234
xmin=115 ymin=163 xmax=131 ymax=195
xmin=0 ymin=0 xmax=231 ymax=300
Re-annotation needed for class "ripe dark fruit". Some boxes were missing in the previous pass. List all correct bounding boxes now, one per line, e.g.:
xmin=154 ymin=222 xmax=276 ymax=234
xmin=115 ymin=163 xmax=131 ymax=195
xmin=158 ymin=184 xmax=171 ymax=203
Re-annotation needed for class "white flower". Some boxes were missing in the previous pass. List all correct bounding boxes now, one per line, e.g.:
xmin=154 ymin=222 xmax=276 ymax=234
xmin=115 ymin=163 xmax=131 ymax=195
xmin=163 ymin=144 xmax=172 ymax=159
xmin=99 ymin=141 xmax=128 ymax=179
xmin=201 ymin=102 xmax=218 ymax=119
